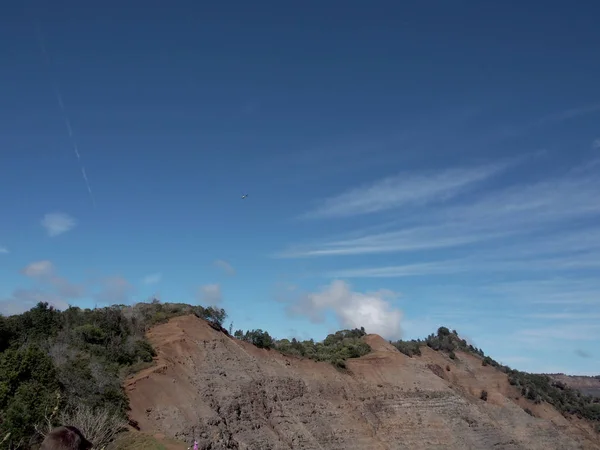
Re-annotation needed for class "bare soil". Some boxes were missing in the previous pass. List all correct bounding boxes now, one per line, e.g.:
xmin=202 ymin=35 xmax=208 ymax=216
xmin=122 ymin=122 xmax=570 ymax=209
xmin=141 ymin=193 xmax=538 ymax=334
xmin=124 ymin=315 xmax=600 ymax=450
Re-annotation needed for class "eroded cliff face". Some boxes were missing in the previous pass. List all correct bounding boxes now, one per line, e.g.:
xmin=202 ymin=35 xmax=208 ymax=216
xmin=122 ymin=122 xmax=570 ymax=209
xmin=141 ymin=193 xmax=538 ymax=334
xmin=125 ymin=315 xmax=600 ymax=450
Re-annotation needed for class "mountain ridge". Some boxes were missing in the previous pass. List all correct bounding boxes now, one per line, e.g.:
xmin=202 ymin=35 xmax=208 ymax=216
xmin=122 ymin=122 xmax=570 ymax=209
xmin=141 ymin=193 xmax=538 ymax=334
xmin=125 ymin=313 xmax=600 ymax=450
xmin=1 ymin=301 xmax=599 ymax=449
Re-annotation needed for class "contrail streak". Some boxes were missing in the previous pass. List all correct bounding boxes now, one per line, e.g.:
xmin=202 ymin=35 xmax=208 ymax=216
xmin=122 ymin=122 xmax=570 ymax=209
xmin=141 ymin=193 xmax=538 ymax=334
xmin=35 ymin=22 xmax=95 ymax=207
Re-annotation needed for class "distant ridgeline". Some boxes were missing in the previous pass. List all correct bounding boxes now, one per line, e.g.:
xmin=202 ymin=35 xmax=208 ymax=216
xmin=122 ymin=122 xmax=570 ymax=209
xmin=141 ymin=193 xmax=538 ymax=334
xmin=389 ymin=326 xmax=600 ymax=425
xmin=1 ymin=302 xmax=599 ymax=449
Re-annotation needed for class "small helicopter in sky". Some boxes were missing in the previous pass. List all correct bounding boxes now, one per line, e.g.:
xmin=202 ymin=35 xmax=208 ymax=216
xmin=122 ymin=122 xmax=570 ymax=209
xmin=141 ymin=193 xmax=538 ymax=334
xmin=241 ymin=193 xmax=248 ymax=199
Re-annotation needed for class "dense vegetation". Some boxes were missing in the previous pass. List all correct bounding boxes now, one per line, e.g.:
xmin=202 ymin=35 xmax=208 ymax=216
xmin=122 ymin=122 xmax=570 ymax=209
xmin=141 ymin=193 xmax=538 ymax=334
xmin=233 ymin=327 xmax=371 ymax=369
xmin=0 ymin=301 xmax=227 ymax=449
xmin=390 ymin=326 xmax=600 ymax=424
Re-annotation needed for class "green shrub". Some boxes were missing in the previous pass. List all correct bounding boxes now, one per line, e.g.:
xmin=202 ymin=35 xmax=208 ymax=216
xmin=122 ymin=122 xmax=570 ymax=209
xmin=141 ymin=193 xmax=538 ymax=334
xmin=237 ymin=329 xmax=274 ymax=349
xmin=234 ymin=327 xmax=370 ymax=366
xmin=391 ymin=339 xmax=422 ymax=357
xmin=0 ymin=345 xmax=62 ymax=447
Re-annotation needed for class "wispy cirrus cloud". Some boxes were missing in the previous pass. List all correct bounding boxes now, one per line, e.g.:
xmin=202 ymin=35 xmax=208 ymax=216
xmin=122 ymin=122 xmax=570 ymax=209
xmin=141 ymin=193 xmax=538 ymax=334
xmin=327 ymin=261 xmax=465 ymax=278
xmin=214 ymin=259 xmax=236 ymax=275
xmin=41 ymin=212 xmax=77 ymax=237
xmin=533 ymin=103 xmax=600 ymax=127
xmin=22 ymin=260 xmax=54 ymax=277
xmin=276 ymin=155 xmax=600 ymax=290
xmin=0 ymin=288 xmax=70 ymax=316
xmin=1 ymin=260 xmax=146 ymax=315
xmin=326 ymin=247 xmax=600 ymax=279
xmin=0 ymin=246 xmax=8 ymax=254
xmin=299 ymin=160 xmax=513 ymax=220
xmin=514 ymin=324 xmax=600 ymax=342
xmin=479 ymin=277 xmax=600 ymax=306
xmin=276 ymin=225 xmax=510 ymax=258
xmin=526 ymin=313 xmax=600 ymax=320
xmin=21 ymin=260 xmax=85 ymax=299
xmin=198 ymin=284 xmax=223 ymax=305
xmin=142 ymin=273 xmax=162 ymax=285
xmin=92 ymin=275 xmax=134 ymax=305
xmin=1 ymin=260 xmax=105 ymax=315
xmin=276 ymin=154 xmax=600 ymax=358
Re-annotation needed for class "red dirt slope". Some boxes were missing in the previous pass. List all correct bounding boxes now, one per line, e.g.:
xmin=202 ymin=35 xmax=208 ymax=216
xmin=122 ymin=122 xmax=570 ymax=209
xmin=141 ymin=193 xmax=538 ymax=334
xmin=125 ymin=315 xmax=600 ymax=450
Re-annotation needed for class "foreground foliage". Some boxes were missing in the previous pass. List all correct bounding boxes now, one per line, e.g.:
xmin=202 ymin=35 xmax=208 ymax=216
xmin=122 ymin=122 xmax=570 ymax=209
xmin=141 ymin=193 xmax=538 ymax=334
xmin=390 ymin=326 xmax=600 ymax=424
xmin=0 ymin=301 xmax=226 ymax=449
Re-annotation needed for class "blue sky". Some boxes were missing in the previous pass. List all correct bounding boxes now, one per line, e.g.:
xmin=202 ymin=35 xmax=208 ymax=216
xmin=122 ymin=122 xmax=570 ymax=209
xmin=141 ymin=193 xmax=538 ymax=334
xmin=1 ymin=1 xmax=599 ymax=375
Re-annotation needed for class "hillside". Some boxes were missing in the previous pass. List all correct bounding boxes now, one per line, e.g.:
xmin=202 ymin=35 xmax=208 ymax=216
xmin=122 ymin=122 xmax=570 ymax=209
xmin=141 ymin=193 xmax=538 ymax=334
xmin=125 ymin=314 xmax=600 ymax=450
xmin=548 ymin=375 xmax=600 ymax=399
xmin=0 ymin=301 xmax=227 ymax=449
xmin=1 ymin=301 xmax=599 ymax=449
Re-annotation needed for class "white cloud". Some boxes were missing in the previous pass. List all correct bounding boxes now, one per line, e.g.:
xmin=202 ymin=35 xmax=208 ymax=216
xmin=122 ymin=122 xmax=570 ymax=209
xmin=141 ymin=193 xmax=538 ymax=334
xmin=92 ymin=276 xmax=134 ymax=305
xmin=21 ymin=260 xmax=85 ymax=299
xmin=0 ymin=288 xmax=70 ymax=316
xmin=286 ymin=280 xmax=403 ymax=340
xmin=0 ymin=246 xmax=8 ymax=254
xmin=593 ymin=138 xmax=600 ymax=149
xmin=0 ymin=261 xmax=135 ymax=315
xmin=22 ymin=260 xmax=55 ymax=278
xmin=272 ymin=282 xmax=299 ymax=303
xmin=142 ymin=273 xmax=162 ymax=285
xmin=41 ymin=213 xmax=77 ymax=237
xmin=199 ymin=284 xmax=222 ymax=305
xmin=214 ymin=259 xmax=235 ymax=275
